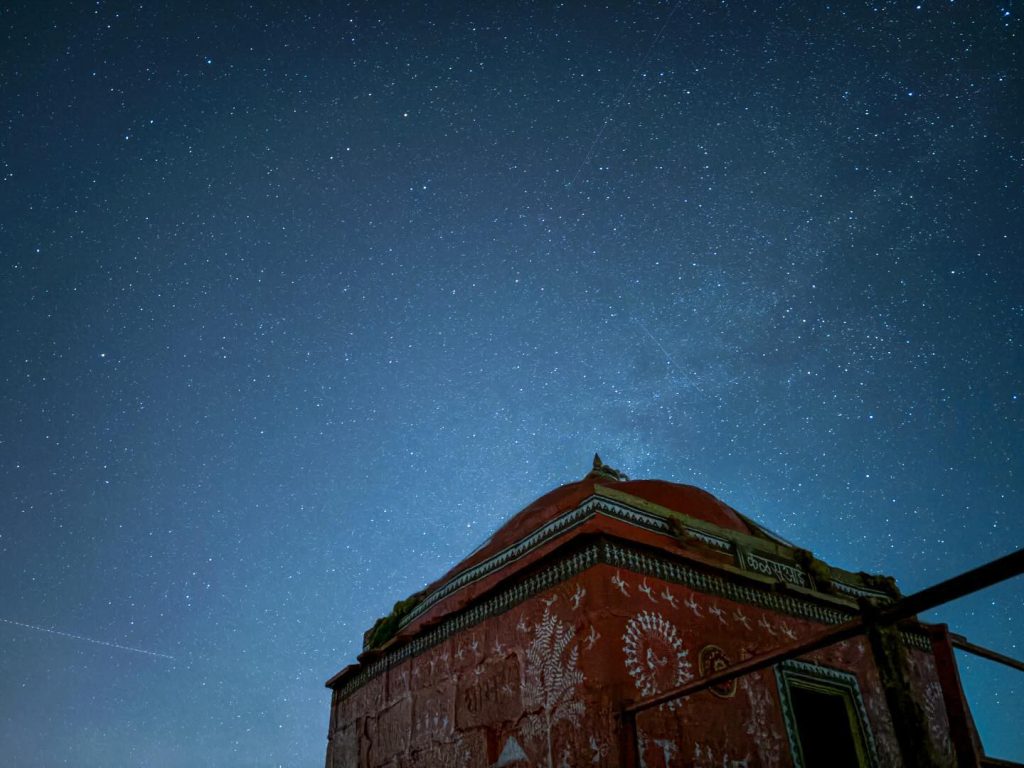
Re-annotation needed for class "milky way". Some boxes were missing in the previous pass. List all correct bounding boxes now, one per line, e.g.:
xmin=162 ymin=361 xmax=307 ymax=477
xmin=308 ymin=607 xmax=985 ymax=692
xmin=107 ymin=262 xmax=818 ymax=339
xmin=1 ymin=2 xmax=1021 ymax=765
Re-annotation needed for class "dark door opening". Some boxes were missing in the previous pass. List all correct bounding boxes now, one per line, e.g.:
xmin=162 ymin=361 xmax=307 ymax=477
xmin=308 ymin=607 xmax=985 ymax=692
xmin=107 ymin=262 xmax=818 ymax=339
xmin=790 ymin=684 xmax=864 ymax=768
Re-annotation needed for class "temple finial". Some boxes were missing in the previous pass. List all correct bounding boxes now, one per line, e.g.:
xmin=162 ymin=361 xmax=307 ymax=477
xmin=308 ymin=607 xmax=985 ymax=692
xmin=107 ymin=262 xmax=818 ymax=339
xmin=589 ymin=454 xmax=629 ymax=481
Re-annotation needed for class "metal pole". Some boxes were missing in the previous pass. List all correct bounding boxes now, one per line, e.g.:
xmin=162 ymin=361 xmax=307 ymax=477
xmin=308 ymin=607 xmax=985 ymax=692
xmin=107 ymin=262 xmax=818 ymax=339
xmin=950 ymin=634 xmax=1024 ymax=675
xmin=875 ymin=548 xmax=1024 ymax=625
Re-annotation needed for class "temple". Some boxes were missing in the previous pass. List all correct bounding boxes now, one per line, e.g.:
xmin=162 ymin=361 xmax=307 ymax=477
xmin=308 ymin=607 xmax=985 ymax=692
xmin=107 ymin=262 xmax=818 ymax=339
xmin=324 ymin=456 xmax=1018 ymax=767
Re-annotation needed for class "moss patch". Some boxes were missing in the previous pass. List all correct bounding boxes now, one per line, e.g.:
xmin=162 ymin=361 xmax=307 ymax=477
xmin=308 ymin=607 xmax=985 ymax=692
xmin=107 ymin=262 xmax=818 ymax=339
xmin=363 ymin=592 xmax=425 ymax=650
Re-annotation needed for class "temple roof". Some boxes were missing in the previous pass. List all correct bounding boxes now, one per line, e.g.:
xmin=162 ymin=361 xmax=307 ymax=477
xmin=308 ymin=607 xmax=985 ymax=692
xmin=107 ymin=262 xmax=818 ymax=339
xmin=438 ymin=454 xmax=771 ymax=586
xmin=332 ymin=455 xmax=899 ymax=689
xmin=355 ymin=457 xmax=797 ymax=651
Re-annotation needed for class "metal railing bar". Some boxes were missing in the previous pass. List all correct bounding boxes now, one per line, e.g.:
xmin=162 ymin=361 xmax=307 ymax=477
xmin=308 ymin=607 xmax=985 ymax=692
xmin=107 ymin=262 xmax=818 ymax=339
xmin=950 ymin=634 xmax=1024 ymax=675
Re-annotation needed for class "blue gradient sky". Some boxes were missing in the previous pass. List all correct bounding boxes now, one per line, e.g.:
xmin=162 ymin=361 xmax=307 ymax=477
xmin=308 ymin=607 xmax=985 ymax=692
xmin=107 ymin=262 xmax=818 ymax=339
xmin=1 ymin=2 xmax=1021 ymax=765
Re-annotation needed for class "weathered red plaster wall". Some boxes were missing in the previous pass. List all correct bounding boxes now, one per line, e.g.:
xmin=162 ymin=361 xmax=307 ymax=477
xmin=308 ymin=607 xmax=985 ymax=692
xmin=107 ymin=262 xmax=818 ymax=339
xmin=906 ymin=646 xmax=957 ymax=765
xmin=330 ymin=562 xmax=949 ymax=767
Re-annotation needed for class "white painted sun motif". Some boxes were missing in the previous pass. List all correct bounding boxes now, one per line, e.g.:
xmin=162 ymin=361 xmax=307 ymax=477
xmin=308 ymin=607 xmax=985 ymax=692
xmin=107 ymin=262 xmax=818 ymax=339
xmin=623 ymin=611 xmax=692 ymax=709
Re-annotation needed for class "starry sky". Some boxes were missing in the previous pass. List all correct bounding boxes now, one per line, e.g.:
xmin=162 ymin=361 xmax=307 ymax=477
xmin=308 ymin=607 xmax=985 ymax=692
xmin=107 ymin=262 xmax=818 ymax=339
xmin=1 ymin=1 xmax=1021 ymax=765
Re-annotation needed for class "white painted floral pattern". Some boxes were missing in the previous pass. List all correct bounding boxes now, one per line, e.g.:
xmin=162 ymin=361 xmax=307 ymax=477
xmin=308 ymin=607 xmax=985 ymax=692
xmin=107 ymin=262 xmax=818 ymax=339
xmin=521 ymin=606 xmax=585 ymax=768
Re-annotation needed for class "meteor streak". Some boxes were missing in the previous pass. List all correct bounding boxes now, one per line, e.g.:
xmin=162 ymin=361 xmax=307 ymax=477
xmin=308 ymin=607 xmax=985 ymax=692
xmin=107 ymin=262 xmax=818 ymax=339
xmin=0 ymin=617 xmax=174 ymax=660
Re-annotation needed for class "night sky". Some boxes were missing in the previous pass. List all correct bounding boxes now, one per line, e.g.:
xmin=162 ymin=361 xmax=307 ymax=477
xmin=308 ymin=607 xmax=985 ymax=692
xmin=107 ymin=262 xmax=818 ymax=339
xmin=1 ymin=1 xmax=1021 ymax=765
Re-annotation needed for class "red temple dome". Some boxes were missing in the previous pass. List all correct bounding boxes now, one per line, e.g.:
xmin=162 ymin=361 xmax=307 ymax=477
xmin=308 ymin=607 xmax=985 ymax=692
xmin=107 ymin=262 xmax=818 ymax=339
xmin=444 ymin=455 xmax=768 ymax=583
xmin=358 ymin=456 xmax=795 ymax=656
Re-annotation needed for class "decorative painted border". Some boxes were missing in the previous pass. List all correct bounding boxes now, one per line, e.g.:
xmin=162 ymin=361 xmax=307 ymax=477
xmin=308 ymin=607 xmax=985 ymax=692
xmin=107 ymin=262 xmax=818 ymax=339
xmin=395 ymin=501 xmax=597 ymax=631
xmin=338 ymin=545 xmax=602 ymax=699
xmin=832 ymin=579 xmax=893 ymax=602
xmin=774 ymin=659 xmax=880 ymax=768
xmin=336 ymin=538 xmax=923 ymax=701
xmin=395 ymin=496 xmax=733 ymax=633
xmin=900 ymin=631 xmax=931 ymax=652
xmin=603 ymin=541 xmax=850 ymax=625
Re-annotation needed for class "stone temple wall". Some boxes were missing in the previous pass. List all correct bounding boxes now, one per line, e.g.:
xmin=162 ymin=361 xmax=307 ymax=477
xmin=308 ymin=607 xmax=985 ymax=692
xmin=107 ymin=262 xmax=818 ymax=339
xmin=328 ymin=560 xmax=950 ymax=767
